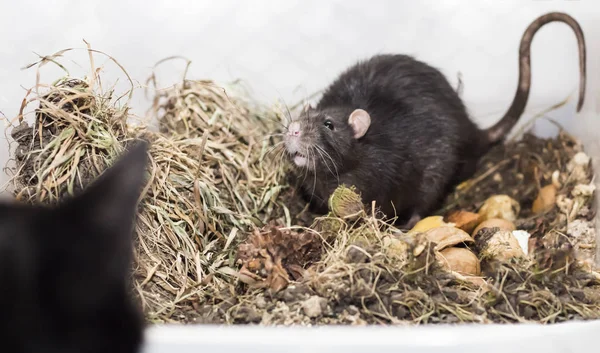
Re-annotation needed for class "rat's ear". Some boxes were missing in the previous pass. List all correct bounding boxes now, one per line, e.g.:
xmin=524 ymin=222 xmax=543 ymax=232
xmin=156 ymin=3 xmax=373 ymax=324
xmin=348 ymin=109 xmax=371 ymax=139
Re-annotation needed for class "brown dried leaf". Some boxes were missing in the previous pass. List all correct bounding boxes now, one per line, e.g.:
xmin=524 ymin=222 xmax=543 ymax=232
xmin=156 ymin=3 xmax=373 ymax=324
xmin=236 ymin=226 xmax=323 ymax=292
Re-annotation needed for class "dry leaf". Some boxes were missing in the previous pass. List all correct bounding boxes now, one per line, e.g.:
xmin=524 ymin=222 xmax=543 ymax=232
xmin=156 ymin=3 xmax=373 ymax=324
xmin=532 ymin=232 xmax=575 ymax=271
xmin=236 ymin=226 xmax=323 ymax=292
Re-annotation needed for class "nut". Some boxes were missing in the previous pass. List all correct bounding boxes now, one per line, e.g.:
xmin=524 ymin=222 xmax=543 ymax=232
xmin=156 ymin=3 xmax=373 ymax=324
xmin=478 ymin=195 xmax=520 ymax=223
xmin=409 ymin=216 xmax=452 ymax=234
xmin=437 ymin=247 xmax=481 ymax=276
xmin=445 ymin=210 xmax=481 ymax=234
xmin=472 ymin=218 xmax=516 ymax=237
xmin=478 ymin=230 xmax=525 ymax=261
xmin=422 ymin=226 xmax=474 ymax=251
xmin=532 ymin=184 xmax=557 ymax=215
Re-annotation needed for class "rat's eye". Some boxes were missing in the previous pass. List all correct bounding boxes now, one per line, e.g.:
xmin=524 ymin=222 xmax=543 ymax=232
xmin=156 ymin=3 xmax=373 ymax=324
xmin=324 ymin=120 xmax=334 ymax=130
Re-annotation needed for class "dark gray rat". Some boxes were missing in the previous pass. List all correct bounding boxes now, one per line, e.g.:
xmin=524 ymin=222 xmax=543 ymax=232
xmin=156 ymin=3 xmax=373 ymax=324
xmin=0 ymin=141 xmax=148 ymax=353
xmin=284 ymin=12 xmax=586 ymax=229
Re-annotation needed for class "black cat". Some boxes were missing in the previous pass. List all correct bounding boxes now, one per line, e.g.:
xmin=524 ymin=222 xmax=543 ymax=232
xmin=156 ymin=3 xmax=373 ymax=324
xmin=0 ymin=141 xmax=148 ymax=353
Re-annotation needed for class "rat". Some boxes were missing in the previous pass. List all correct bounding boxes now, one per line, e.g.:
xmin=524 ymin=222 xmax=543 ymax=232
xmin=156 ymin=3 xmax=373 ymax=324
xmin=0 ymin=141 xmax=148 ymax=353
xmin=284 ymin=12 xmax=586 ymax=229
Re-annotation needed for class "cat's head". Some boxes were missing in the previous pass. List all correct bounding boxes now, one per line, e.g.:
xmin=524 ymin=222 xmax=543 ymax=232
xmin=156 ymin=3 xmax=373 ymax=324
xmin=0 ymin=141 xmax=149 ymax=353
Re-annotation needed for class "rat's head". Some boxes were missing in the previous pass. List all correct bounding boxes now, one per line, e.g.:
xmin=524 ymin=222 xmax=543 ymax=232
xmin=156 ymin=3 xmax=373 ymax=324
xmin=284 ymin=104 xmax=371 ymax=172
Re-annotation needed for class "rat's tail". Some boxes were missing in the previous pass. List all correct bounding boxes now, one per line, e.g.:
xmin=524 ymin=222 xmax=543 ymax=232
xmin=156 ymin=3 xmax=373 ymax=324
xmin=484 ymin=12 xmax=586 ymax=145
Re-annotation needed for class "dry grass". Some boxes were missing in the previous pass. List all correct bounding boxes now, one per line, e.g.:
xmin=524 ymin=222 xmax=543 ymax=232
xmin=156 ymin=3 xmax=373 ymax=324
xmin=8 ymin=50 xmax=134 ymax=203
xmin=129 ymin=73 xmax=293 ymax=322
xmin=5 ymin=47 xmax=298 ymax=323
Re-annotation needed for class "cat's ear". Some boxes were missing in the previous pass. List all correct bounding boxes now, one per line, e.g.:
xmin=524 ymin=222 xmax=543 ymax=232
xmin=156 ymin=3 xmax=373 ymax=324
xmin=63 ymin=140 xmax=149 ymax=252
xmin=42 ymin=141 xmax=148 ymax=318
xmin=75 ymin=140 xmax=147 ymax=222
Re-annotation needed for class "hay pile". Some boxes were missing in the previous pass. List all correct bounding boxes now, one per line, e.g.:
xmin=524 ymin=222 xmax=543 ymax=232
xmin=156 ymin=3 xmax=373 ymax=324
xmin=7 ymin=49 xmax=298 ymax=323
xmin=5 ymin=48 xmax=600 ymax=326
xmin=10 ymin=77 xmax=131 ymax=202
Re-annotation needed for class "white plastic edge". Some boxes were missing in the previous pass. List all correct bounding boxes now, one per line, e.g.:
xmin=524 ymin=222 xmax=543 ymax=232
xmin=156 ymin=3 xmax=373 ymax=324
xmin=142 ymin=320 xmax=600 ymax=353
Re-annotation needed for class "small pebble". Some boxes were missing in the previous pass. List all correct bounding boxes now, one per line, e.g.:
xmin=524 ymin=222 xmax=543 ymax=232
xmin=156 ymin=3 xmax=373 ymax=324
xmin=567 ymin=152 xmax=591 ymax=183
xmin=302 ymin=296 xmax=328 ymax=318
xmin=255 ymin=296 xmax=267 ymax=309
xmin=556 ymin=195 xmax=573 ymax=214
xmin=572 ymin=183 xmax=596 ymax=198
xmin=577 ymin=205 xmax=590 ymax=217
xmin=567 ymin=219 xmax=595 ymax=240
xmin=570 ymin=152 xmax=591 ymax=167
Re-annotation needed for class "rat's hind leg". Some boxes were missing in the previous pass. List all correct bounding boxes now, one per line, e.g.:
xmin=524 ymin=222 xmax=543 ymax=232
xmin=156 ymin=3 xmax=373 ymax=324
xmin=398 ymin=212 xmax=422 ymax=230
xmin=299 ymin=178 xmax=330 ymax=214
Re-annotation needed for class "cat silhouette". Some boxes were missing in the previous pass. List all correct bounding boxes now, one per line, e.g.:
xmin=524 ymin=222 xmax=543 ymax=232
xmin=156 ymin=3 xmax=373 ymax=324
xmin=0 ymin=141 xmax=148 ymax=353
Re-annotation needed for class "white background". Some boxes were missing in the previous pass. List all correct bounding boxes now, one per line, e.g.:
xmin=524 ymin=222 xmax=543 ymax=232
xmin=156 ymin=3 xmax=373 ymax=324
xmin=0 ymin=0 xmax=598 ymax=186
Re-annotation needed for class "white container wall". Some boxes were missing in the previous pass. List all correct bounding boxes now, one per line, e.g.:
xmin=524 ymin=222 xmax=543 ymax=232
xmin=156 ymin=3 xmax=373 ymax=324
xmin=1 ymin=0 xmax=599 ymax=351
xmin=1 ymin=1 xmax=599 ymax=163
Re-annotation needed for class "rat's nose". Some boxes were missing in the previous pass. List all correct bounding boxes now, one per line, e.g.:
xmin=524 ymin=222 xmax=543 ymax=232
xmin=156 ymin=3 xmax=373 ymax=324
xmin=288 ymin=121 xmax=301 ymax=137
